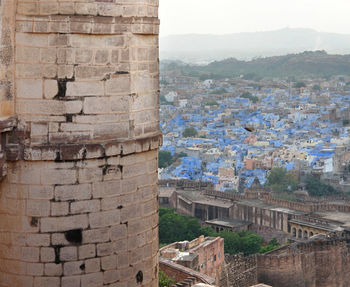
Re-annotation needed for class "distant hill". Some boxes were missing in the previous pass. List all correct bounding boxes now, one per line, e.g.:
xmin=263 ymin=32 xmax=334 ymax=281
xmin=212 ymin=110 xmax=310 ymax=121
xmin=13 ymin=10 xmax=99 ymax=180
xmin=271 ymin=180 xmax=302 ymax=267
xmin=160 ymin=28 xmax=350 ymax=63
xmin=161 ymin=51 xmax=350 ymax=80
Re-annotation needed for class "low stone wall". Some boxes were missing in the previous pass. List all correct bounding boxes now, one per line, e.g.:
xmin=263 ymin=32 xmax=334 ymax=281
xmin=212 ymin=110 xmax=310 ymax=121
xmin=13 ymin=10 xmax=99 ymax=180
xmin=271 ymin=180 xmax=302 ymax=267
xmin=159 ymin=180 xmax=214 ymax=191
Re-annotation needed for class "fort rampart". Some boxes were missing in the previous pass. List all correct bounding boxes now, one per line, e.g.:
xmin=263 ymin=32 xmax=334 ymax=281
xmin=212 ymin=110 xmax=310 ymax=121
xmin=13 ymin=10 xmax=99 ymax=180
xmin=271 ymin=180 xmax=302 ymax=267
xmin=0 ymin=1 xmax=160 ymax=286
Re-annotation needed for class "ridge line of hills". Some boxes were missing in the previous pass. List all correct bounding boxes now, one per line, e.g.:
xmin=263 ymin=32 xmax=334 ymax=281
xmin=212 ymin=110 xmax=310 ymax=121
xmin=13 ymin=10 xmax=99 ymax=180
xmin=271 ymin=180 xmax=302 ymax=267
xmin=161 ymin=51 xmax=350 ymax=80
xmin=160 ymin=28 xmax=350 ymax=63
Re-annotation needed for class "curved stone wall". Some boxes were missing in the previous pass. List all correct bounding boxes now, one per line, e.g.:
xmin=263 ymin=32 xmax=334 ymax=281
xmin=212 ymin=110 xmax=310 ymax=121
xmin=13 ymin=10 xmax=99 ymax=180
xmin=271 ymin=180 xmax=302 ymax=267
xmin=0 ymin=1 xmax=160 ymax=286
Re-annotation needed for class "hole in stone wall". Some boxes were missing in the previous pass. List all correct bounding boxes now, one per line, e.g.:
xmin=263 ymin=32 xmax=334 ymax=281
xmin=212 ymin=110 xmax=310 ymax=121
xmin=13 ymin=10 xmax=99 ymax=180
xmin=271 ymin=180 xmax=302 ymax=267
xmin=136 ymin=270 xmax=143 ymax=284
xmin=115 ymin=71 xmax=129 ymax=75
xmin=66 ymin=114 xmax=73 ymax=122
xmin=80 ymin=264 xmax=86 ymax=270
xmin=30 ymin=217 xmax=38 ymax=227
xmin=54 ymin=245 xmax=63 ymax=264
xmin=54 ymin=77 xmax=75 ymax=100
xmin=64 ymin=229 xmax=83 ymax=245
xmin=54 ymin=79 xmax=67 ymax=100
xmin=55 ymin=151 xmax=61 ymax=162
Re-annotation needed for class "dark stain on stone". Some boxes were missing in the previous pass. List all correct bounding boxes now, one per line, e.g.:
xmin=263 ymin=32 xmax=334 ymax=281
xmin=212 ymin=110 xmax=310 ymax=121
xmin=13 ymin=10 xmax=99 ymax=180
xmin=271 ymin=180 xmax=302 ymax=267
xmin=30 ymin=217 xmax=38 ymax=227
xmin=64 ymin=229 xmax=83 ymax=245
xmin=136 ymin=270 xmax=143 ymax=284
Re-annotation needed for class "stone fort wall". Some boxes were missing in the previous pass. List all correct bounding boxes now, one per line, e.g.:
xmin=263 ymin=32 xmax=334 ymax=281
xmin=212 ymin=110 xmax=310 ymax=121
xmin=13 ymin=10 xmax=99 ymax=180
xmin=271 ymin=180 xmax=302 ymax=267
xmin=219 ymin=254 xmax=258 ymax=287
xmin=0 ymin=1 xmax=160 ymax=287
xmin=257 ymin=240 xmax=350 ymax=287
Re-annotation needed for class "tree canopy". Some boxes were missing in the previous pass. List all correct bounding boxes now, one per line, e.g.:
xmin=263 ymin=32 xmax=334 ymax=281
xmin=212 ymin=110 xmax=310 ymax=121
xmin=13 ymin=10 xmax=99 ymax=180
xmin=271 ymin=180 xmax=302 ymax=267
xmin=259 ymin=238 xmax=280 ymax=254
xmin=312 ymin=84 xmax=321 ymax=91
xmin=294 ymin=81 xmax=307 ymax=89
xmin=159 ymin=151 xmax=173 ymax=169
xmin=306 ymin=176 xmax=339 ymax=197
xmin=158 ymin=151 xmax=187 ymax=169
xmin=159 ymin=208 xmax=211 ymax=244
xmin=159 ymin=208 xmax=266 ymax=256
xmin=241 ymin=92 xmax=259 ymax=103
xmin=219 ymin=230 xmax=264 ymax=256
xmin=182 ymin=127 xmax=198 ymax=138
xmin=159 ymin=270 xmax=175 ymax=287
xmin=266 ymin=167 xmax=298 ymax=193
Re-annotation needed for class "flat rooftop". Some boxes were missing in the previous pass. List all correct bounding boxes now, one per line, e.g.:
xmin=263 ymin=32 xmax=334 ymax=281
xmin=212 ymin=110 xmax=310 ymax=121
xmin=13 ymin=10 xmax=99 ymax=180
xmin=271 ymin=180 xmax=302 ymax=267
xmin=177 ymin=190 xmax=233 ymax=208
xmin=237 ymin=198 xmax=306 ymax=216
xmin=315 ymin=211 xmax=350 ymax=228
xmin=206 ymin=218 xmax=251 ymax=228
xmin=289 ymin=218 xmax=342 ymax=232
xmin=159 ymin=186 xmax=176 ymax=197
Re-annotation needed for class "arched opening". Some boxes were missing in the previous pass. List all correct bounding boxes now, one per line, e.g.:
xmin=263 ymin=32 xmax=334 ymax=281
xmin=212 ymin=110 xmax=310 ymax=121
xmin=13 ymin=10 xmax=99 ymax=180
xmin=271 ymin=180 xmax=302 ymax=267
xmin=298 ymin=229 xmax=302 ymax=238
xmin=304 ymin=230 xmax=308 ymax=239
xmin=292 ymin=227 xmax=296 ymax=238
xmin=310 ymin=231 xmax=314 ymax=237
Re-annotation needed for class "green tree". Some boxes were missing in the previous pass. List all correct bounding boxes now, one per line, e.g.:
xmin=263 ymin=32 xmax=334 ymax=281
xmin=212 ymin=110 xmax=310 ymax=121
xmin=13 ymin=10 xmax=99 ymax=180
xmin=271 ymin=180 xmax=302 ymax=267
xmin=260 ymin=238 xmax=280 ymax=253
xmin=217 ymin=230 xmax=264 ymax=256
xmin=159 ymin=208 xmax=266 ymax=256
xmin=159 ymin=270 xmax=175 ymax=287
xmin=182 ymin=127 xmax=198 ymax=138
xmin=210 ymin=89 xmax=227 ymax=95
xmin=266 ymin=167 xmax=298 ymax=193
xmin=294 ymin=81 xmax=306 ymax=89
xmin=173 ymin=152 xmax=187 ymax=162
xmin=312 ymin=84 xmax=321 ymax=91
xmin=158 ymin=151 xmax=187 ymax=169
xmin=159 ymin=208 xmax=205 ymax=244
xmin=306 ymin=176 xmax=339 ymax=197
xmin=241 ymin=92 xmax=259 ymax=103
xmin=159 ymin=151 xmax=173 ymax=169
xmin=204 ymin=100 xmax=219 ymax=106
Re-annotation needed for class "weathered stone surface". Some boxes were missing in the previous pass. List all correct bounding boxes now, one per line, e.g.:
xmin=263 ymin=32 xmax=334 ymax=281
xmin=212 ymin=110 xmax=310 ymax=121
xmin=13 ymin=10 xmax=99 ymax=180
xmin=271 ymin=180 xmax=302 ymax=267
xmin=0 ymin=0 xmax=160 ymax=286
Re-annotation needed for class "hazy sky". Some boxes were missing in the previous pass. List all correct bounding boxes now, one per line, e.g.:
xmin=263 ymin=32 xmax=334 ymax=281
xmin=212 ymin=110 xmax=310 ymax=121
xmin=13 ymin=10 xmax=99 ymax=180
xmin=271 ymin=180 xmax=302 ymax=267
xmin=159 ymin=0 xmax=350 ymax=36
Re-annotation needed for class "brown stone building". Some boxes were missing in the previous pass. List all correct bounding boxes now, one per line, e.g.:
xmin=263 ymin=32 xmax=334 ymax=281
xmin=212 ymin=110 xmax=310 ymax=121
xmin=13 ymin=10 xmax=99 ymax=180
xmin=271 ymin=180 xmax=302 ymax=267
xmin=159 ymin=180 xmax=350 ymax=243
xmin=0 ymin=1 xmax=160 ymax=286
xmin=160 ymin=236 xmax=224 ymax=286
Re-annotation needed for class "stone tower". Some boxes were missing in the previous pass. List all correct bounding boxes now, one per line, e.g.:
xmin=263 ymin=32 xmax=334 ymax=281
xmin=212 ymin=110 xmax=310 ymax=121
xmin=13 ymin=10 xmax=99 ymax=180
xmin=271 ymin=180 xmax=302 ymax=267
xmin=0 ymin=1 xmax=160 ymax=286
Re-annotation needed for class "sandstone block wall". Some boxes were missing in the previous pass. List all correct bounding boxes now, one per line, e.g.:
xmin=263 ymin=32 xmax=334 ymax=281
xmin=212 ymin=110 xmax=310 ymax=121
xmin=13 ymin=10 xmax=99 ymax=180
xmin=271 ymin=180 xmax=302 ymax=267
xmin=219 ymin=254 xmax=258 ymax=287
xmin=257 ymin=240 xmax=350 ymax=287
xmin=0 ymin=1 xmax=160 ymax=286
